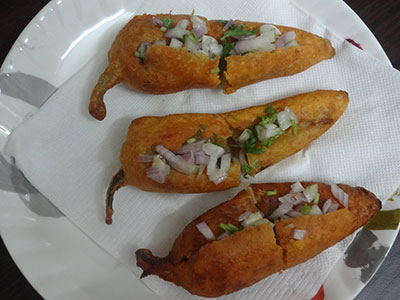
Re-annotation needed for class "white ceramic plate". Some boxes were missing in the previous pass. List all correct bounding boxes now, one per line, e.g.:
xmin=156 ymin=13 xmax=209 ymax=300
xmin=0 ymin=0 xmax=398 ymax=299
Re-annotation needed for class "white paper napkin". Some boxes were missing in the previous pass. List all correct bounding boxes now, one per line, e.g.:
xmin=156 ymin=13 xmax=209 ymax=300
xmin=5 ymin=0 xmax=400 ymax=299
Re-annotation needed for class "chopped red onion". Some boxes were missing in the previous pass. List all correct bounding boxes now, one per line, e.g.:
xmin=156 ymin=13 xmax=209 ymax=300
xmin=309 ymin=205 xmax=323 ymax=216
xmin=327 ymin=203 xmax=339 ymax=213
xmin=238 ymin=129 xmax=251 ymax=143
xmin=169 ymin=38 xmax=183 ymax=48
xmin=155 ymin=145 xmax=198 ymax=174
xmin=276 ymin=31 xmax=297 ymax=49
xmin=191 ymin=14 xmax=208 ymax=38
xmin=217 ymin=232 xmax=229 ymax=240
xmin=223 ymin=19 xmax=234 ymax=31
xmin=271 ymin=201 xmax=294 ymax=219
xmin=196 ymin=221 xmax=215 ymax=241
xmin=290 ymin=181 xmax=304 ymax=193
xmin=181 ymin=151 xmax=195 ymax=164
xmin=138 ymin=154 xmax=155 ymax=163
xmin=146 ymin=165 xmax=169 ymax=184
xmin=285 ymin=106 xmax=298 ymax=123
xmin=152 ymin=16 xmax=164 ymax=26
xmin=292 ymin=229 xmax=306 ymax=240
xmin=165 ymin=20 xmax=188 ymax=39
xmin=292 ymin=192 xmax=307 ymax=205
xmin=277 ymin=111 xmax=291 ymax=130
xmin=177 ymin=140 xmax=205 ymax=154
xmin=331 ymin=184 xmax=349 ymax=207
xmin=322 ymin=198 xmax=332 ymax=214
xmin=202 ymin=143 xmax=225 ymax=158
xmin=238 ymin=211 xmax=252 ymax=222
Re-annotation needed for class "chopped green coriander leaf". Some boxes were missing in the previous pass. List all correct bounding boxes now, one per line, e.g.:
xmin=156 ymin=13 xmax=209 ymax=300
xmin=196 ymin=125 xmax=205 ymax=136
xmin=219 ymin=223 xmax=240 ymax=234
xmin=160 ymin=26 xmax=167 ymax=32
xmin=265 ymin=190 xmax=277 ymax=196
xmin=265 ymin=105 xmax=275 ymax=116
xmin=313 ymin=193 xmax=320 ymax=204
xmin=186 ymin=137 xmax=196 ymax=144
xmin=242 ymin=164 xmax=252 ymax=178
xmin=301 ymin=204 xmax=312 ymax=215
xmin=194 ymin=167 xmax=200 ymax=175
xmin=261 ymin=137 xmax=275 ymax=148
xmin=231 ymin=113 xmax=239 ymax=121
xmin=291 ymin=120 xmax=298 ymax=135
xmin=221 ymin=24 xmax=258 ymax=41
xmin=162 ymin=17 xmax=174 ymax=29
xmin=210 ymin=67 xmax=220 ymax=74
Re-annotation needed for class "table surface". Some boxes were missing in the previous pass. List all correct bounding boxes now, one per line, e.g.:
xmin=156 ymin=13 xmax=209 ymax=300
xmin=1 ymin=0 xmax=399 ymax=299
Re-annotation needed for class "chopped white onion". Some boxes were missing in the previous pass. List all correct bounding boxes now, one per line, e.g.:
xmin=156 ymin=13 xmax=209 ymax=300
xmin=255 ymin=125 xmax=266 ymax=140
xmin=184 ymin=35 xmax=200 ymax=52
xmin=309 ymin=205 xmax=323 ymax=216
xmin=195 ymin=152 xmax=209 ymax=165
xmin=290 ymin=181 xmax=304 ymax=193
xmin=292 ymin=229 xmax=306 ymax=240
xmin=169 ymin=38 xmax=183 ymax=48
xmin=265 ymin=123 xmax=281 ymax=138
xmin=241 ymin=211 xmax=263 ymax=227
xmin=260 ymin=24 xmax=281 ymax=36
xmin=286 ymin=223 xmax=295 ymax=229
xmin=304 ymin=184 xmax=318 ymax=202
xmin=212 ymin=174 xmax=228 ymax=185
xmin=155 ymin=145 xmax=198 ymax=174
xmin=238 ymin=211 xmax=252 ymax=222
xmin=238 ymin=129 xmax=251 ymax=143
xmin=196 ymin=221 xmax=215 ymax=241
xmin=219 ymin=153 xmax=231 ymax=174
xmin=277 ymin=111 xmax=292 ymax=130
xmin=202 ymin=143 xmax=225 ymax=158
xmin=206 ymin=154 xmax=218 ymax=176
xmin=201 ymin=35 xmax=222 ymax=58
xmin=331 ymin=184 xmax=349 ymax=207
xmin=197 ymin=164 xmax=206 ymax=177
xmin=234 ymin=33 xmax=276 ymax=54
xmin=292 ymin=192 xmax=307 ymax=205
xmin=285 ymin=106 xmax=298 ymax=123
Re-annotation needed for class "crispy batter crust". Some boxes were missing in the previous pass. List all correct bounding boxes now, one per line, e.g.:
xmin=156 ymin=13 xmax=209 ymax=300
xmin=89 ymin=15 xmax=335 ymax=120
xmin=135 ymin=182 xmax=381 ymax=297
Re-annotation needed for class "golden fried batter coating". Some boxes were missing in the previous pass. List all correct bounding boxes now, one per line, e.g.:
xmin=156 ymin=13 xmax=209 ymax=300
xmin=136 ymin=182 xmax=381 ymax=297
xmin=89 ymin=14 xmax=334 ymax=120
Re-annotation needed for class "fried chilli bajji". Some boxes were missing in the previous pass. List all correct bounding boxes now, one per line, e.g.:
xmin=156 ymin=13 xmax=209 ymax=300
xmin=136 ymin=182 xmax=381 ymax=297
xmin=89 ymin=13 xmax=334 ymax=120
xmin=105 ymin=90 xmax=348 ymax=224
